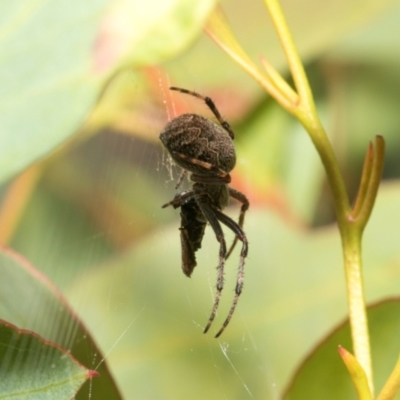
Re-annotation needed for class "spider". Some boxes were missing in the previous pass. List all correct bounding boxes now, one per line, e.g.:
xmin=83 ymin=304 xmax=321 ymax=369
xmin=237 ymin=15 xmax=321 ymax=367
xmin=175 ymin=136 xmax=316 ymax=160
xmin=160 ymin=87 xmax=249 ymax=338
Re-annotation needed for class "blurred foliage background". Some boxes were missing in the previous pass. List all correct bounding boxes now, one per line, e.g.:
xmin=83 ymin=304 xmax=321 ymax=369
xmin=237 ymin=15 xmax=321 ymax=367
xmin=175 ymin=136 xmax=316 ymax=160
xmin=1 ymin=0 xmax=400 ymax=398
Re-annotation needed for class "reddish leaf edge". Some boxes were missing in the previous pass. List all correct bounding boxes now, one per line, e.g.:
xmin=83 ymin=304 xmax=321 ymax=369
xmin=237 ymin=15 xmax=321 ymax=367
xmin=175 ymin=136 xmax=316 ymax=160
xmin=0 ymin=245 xmax=121 ymax=397
xmin=0 ymin=319 xmax=94 ymax=379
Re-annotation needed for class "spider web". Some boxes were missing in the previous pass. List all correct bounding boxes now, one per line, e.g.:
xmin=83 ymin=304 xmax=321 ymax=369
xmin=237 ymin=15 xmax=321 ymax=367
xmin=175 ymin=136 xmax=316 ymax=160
xmin=115 ymin=75 xmax=275 ymax=398
xmin=7 ymin=71 xmax=280 ymax=400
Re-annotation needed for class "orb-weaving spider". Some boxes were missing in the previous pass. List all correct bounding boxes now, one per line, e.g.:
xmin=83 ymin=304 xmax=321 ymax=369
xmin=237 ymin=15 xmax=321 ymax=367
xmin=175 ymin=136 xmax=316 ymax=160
xmin=160 ymin=87 xmax=249 ymax=338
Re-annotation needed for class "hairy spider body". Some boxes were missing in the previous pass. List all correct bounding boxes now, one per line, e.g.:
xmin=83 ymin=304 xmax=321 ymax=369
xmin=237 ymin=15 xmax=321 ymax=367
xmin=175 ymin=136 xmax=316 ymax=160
xmin=160 ymin=114 xmax=236 ymax=177
xmin=160 ymin=87 xmax=249 ymax=338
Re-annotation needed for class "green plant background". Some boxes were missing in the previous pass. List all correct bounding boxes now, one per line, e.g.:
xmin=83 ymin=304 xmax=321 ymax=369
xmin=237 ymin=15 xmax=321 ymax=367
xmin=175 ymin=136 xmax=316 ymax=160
xmin=1 ymin=0 xmax=400 ymax=398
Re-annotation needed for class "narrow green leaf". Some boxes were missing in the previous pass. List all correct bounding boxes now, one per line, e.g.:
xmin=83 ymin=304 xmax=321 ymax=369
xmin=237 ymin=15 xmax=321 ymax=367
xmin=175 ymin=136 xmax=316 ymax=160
xmin=351 ymin=142 xmax=374 ymax=219
xmin=354 ymin=136 xmax=386 ymax=230
xmin=338 ymin=346 xmax=373 ymax=400
xmin=205 ymin=7 xmax=292 ymax=109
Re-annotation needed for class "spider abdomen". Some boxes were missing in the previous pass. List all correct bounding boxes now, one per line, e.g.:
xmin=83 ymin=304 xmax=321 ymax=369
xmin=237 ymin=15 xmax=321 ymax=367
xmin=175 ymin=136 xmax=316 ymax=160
xmin=160 ymin=114 xmax=236 ymax=175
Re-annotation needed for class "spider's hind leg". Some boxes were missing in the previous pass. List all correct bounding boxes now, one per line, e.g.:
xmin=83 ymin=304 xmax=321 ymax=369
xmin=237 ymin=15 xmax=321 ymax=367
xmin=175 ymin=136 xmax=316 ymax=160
xmin=226 ymin=188 xmax=249 ymax=260
xmin=212 ymin=208 xmax=248 ymax=338
xmin=197 ymin=201 xmax=228 ymax=334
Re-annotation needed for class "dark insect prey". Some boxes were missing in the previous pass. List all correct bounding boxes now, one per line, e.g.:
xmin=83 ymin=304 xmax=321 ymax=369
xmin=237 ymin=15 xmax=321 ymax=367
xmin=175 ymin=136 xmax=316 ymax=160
xmin=160 ymin=87 xmax=249 ymax=338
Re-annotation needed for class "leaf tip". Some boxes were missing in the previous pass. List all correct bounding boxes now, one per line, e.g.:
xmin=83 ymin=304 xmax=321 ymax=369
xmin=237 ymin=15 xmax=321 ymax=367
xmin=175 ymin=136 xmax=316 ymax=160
xmin=88 ymin=369 xmax=100 ymax=379
xmin=338 ymin=344 xmax=349 ymax=358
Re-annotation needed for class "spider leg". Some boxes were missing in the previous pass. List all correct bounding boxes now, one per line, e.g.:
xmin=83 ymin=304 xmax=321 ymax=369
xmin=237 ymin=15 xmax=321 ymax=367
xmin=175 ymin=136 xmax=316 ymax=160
xmin=226 ymin=188 xmax=250 ymax=260
xmin=161 ymin=190 xmax=194 ymax=209
xmin=212 ymin=208 xmax=248 ymax=338
xmin=175 ymin=169 xmax=187 ymax=190
xmin=170 ymin=87 xmax=235 ymax=139
xmin=197 ymin=201 xmax=227 ymax=334
xmin=172 ymin=152 xmax=231 ymax=183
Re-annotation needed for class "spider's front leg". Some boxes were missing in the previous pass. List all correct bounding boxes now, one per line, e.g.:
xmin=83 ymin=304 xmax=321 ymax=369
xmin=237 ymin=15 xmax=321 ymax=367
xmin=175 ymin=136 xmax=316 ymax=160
xmin=174 ymin=169 xmax=187 ymax=190
xmin=161 ymin=190 xmax=194 ymax=209
xmin=170 ymin=87 xmax=235 ymax=139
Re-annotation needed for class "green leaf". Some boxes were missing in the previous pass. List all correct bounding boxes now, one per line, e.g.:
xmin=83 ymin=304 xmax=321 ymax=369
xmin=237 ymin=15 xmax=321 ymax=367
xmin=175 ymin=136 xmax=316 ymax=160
xmin=283 ymin=300 xmax=400 ymax=400
xmin=64 ymin=182 xmax=400 ymax=398
xmin=0 ymin=0 xmax=216 ymax=184
xmin=0 ymin=320 xmax=92 ymax=399
xmin=0 ymin=247 xmax=122 ymax=399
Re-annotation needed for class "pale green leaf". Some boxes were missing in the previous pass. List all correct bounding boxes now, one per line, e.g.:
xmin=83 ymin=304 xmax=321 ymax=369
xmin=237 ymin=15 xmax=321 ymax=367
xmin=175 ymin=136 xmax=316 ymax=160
xmin=0 ymin=320 xmax=90 ymax=400
xmin=0 ymin=247 xmax=122 ymax=399
xmin=0 ymin=0 xmax=216 ymax=184
xmin=65 ymin=182 xmax=400 ymax=398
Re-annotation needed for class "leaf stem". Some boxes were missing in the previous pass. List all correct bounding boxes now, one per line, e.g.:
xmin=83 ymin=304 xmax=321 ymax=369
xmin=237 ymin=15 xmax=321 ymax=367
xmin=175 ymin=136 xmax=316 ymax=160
xmin=204 ymin=7 xmax=293 ymax=110
xmin=262 ymin=0 xmax=313 ymax=106
xmin=205 ymin=0 xmax=386 ymax=394
xmin=259 ymin=56 xmax=298 ymax=104
xmin=261 ymin=1 xmax=375 ymax=391
xmin=341 ymin=229 xmax=373 ymax=393
xmin=262 ymin=0 xmax=351 ymax=226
